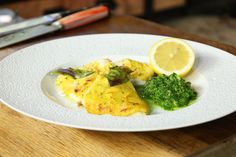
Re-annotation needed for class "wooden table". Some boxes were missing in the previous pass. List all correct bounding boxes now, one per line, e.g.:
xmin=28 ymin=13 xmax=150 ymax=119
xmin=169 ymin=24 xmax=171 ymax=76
xmin=0 ymin=15 xmax=236 ymax=157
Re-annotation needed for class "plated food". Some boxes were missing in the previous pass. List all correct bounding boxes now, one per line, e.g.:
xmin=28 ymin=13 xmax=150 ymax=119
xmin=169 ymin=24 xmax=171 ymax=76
xmin=1 ymin=33 xmax=236 ymax=131
xmin=50 ymin=38 xmax=197 ymax=116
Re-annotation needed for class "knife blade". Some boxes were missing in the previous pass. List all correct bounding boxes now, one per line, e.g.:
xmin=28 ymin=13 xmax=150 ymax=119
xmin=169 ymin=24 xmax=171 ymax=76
xmin=0 ymin=24 xmax=61 ymax=48
xmin=0 ymin=13 xmax=62 ymax=37
xmin=0 ymin=5 xmax=109 ymax=48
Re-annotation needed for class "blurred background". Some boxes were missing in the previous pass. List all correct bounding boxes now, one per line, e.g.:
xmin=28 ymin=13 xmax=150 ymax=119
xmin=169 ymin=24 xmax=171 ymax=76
xmin=1 ymin=0 xmax=236 ymax=46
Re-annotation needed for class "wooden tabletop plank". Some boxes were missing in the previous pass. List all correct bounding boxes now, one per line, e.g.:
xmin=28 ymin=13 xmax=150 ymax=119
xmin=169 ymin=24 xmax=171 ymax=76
xmin=0 ymin=15 xmax=235 ymax=157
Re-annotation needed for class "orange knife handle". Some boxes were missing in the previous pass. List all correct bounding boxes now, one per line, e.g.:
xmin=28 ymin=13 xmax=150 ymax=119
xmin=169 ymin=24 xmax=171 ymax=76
xmin=58 ymin=5 xmax=109 ymax=30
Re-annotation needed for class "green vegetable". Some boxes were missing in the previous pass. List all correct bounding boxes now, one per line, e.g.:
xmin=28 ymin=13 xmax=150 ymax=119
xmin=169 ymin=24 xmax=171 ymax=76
xmin=141 ymin=73 xmax=197 ymax=110
xmin=50 ymin=68 xmax=93 ymax=78
xmin=104 ymin=66 xmax=130 ymax=86
xmin=72 ymin=68 xmax=93 ymax=78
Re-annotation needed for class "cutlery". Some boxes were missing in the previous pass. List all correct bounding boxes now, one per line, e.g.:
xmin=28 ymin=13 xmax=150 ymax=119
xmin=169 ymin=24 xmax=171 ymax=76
xmin=0 ymin=5 xmax=109 ymax=48
xmin=0 ymin=7 xmax=92 ymax=37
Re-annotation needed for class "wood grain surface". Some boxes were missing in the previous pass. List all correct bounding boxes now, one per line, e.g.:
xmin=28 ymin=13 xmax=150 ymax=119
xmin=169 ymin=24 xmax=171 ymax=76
xmin=0 ymin=15 xmax=236 ymax=157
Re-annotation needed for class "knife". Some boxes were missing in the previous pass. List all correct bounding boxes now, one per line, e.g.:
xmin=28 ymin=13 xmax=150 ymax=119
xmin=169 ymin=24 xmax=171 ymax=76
xmin=0 ymin=5 xmax=109 ymax=49
xmin=0 ymin=6 xmax=92 ymax=37
xmin=0 ymin=13 xmax=61 ymax=37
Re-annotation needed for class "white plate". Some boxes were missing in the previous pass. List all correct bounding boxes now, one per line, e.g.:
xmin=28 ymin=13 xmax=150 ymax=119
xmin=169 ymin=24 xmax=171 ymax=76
xmin=0 ymin=34 xmax=236 ymax=132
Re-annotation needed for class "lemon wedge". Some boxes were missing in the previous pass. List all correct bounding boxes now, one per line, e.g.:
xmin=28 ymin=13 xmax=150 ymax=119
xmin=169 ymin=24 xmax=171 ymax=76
xmin=149 ymin=38 xmax=195 ymax=76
